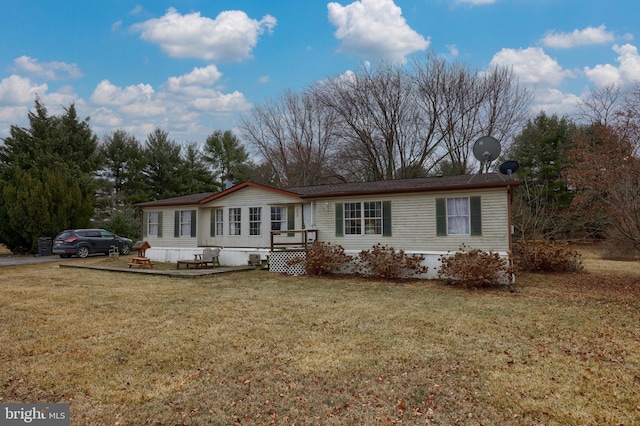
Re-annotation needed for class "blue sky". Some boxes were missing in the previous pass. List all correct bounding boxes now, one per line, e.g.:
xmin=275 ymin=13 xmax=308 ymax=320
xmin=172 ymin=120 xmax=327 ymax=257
xmin=1 ymin=0 xmax=638 ymax=145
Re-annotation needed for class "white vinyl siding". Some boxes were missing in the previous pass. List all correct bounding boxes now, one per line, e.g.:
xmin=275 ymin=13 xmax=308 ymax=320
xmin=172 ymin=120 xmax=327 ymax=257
xmin=319 ymin=189 xmax=509 ymax=253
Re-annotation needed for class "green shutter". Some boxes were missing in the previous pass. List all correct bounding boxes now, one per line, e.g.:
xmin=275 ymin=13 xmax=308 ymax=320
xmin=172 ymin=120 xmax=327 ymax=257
xmin=210 ymin=210 xmax=215 ymax=237
xmin=287 ymin=205 xmax=295 ymax=237
xmin=142 ymin=211 xmax=148 ymax=237
xmin=191 ymin=210 xmax=197 ymax=237
xmin=335 ymin=203 xmax=343 ymax=237
xmin=158 ymin=212 xmax=163 ymax=237
xmin=174 ymin=211 xmax=180 ymax=237
xmin=436 ymin=198 xmax=447 ymax=236
xmin=470 ymin=196 xmax=482 ymax=236
xmin=382 ymin=201 xmax=392 ymax=236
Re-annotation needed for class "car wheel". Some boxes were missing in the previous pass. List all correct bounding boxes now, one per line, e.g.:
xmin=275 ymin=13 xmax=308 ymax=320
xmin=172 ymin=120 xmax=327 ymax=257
xmin=76 ymin=246 xmax=90 ymax=258
xmin=120 ymin=244 xmax=131 ymax=255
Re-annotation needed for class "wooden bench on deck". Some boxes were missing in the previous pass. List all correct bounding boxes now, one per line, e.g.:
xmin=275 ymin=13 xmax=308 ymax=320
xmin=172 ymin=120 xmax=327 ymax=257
xmin=176 ymin=248 xmax=220 ymax=270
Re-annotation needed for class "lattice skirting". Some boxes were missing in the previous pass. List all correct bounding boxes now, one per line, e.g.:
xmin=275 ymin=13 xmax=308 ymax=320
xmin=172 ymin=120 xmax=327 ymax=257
xmin=269 ymin=250 xmax=307 ymax=275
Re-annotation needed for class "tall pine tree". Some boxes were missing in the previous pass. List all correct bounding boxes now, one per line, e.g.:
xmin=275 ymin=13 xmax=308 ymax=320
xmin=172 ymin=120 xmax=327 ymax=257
xmin=0 ymin=98 xmax=100 ymax=252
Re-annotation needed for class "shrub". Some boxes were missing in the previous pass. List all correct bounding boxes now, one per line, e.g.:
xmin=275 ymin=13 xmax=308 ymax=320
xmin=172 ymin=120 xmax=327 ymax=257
xmin=437 ymin=244 xmax=516 ymax=288
xmin=287 ymin=241 xmax=352 ymax=276
xmin=355 ymin=243 xmax=428 ymax=281
xmin=513 ymin=240 xmax=584 ymax=273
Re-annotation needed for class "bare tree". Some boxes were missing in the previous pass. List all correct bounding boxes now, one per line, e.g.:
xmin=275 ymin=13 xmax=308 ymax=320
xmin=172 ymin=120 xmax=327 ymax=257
xmin=241 ymin=53 xmax=533 ymax=183
xmin=413 ymin=53 xmax=532 ymax=175
xmin=480 ymin=66 xmax=533 ymax=151
xmin=578 ymin=84 xmax=624 ymax=126
xmin=316 ymin=62 xmax=421 ymax=181
xmin=240 ymin=89 xmax=339 ymax=186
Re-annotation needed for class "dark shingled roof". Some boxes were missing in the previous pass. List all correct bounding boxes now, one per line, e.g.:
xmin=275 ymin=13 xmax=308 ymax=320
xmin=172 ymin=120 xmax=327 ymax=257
xmin=134 ymin=174 xmax=517 ymax=207
xmin=134 ymin=192 xmax=216 ymax=208
xmin=286 ymin=173 xmax=515 ymax=198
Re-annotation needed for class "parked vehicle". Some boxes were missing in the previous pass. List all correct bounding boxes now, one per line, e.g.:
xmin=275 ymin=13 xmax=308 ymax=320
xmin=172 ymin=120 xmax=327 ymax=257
xmin=52 ymin=229 xmax=133 ymax=258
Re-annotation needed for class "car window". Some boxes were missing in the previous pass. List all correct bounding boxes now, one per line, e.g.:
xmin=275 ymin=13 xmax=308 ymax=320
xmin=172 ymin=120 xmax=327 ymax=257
xmin=101 ymin=231 xmax=115 ymax=239
xmin=86 ymin=230 xmax=101 ymax=237
xmin=76 ymin=230 xmax=89 ymax=237
xmin=57 ymin=232 xmax=75 ymax=240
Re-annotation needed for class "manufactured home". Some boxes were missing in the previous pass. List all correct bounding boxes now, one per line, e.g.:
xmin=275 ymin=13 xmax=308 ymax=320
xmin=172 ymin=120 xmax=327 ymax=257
xmin=134 ymin=173 xmax=518 ymax=278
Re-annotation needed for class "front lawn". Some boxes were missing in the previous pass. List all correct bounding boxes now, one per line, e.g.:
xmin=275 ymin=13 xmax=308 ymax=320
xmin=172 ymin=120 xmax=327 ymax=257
xmin=1 ymin=261 xmax=638 ymax=424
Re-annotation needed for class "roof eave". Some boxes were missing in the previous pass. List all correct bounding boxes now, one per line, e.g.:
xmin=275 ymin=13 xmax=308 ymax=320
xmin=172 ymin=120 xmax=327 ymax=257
xmin=299 ymin=180 xmax=519 ymax=199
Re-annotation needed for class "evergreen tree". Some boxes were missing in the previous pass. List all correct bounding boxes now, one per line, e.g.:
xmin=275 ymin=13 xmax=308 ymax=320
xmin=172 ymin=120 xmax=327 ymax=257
xmin=180 ymin=142 xmax=218 ymax=194
xmin=203 ymin=130 xmax=252 ymax=185
xmin=0 ymin=99 xmax=99 ymax=252
xmin=142 ymin=129 xmax=185 ymax=200
xmin=503 ymin=112 xmax=576 ymax=239
xmin=94 ymin=129 xmax=148 ymax=239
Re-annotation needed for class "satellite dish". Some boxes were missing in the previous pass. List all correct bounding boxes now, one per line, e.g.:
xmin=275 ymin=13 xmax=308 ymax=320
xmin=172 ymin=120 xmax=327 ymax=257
xmin=473 ymin=136 xmax=502 ymax=163
xmin=499 ymin=160 xmax=519 ymax=175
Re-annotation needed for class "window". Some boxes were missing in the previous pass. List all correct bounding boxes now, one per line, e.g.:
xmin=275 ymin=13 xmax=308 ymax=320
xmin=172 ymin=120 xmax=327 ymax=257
xmin=148 ymin=211 xmax=159 ymax=236
xmin=215 ymin=209 xmax=224 ymax=236
xmin=363 ymin=201 xmax=382 ymax=234
xmin=436 ymin=197 xmax=481 ymax=236
xmin=249 ymin=207 xmax=261 ymax=236
xmin=336 ymin=201 xmax=390 ymax=236
xmin=174 ymin=210 xmax=196 ymax=237
xmin=344 ymin=202 xmax=362 ymax=235
xmin=447 ymin=198 xmax=470 ymax=234
xmin=229 ymin=208 xmax=241 ymax=236
xmin=180 ymin=210 xmax=192 ymax=236
xmin=270 ymin=206 xmax=287 ymax=231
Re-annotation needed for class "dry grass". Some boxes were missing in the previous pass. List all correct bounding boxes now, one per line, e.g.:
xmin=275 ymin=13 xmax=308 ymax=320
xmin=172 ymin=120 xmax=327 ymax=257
xmin=1 ymin=256 xmax=639 ymax=425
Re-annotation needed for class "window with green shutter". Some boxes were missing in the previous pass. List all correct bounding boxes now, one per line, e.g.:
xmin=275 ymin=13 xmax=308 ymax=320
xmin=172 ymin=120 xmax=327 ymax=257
xmin=335 ymin=203 xmax=343 ymax=237
xmin=335 ymin=201 xmax=390 ymax=236
xmin=436 ymin=197 xmax=481 ymax=236
xmin=175 ymin=210 xmax=196 ymax=237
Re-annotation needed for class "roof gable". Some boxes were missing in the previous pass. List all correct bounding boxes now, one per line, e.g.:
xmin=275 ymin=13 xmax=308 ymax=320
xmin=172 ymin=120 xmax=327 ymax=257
xmin=134 ymin=181 xmax=301 ymax=208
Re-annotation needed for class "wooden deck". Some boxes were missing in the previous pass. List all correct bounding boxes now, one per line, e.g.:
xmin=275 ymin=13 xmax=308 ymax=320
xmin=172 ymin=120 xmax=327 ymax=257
xmin=59 ymin=263 xmax=255 ymax=277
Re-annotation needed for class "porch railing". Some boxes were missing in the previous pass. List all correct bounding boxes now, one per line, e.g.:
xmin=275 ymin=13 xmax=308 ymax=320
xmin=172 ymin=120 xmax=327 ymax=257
xmin=270 ymin=229 xmax=318 ymax=251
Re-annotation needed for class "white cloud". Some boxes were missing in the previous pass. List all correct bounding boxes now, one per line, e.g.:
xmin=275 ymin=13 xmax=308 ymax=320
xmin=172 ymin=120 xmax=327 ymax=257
xmin=90 ymin=80 xmax=155 ymax=106
xmin=327 ymin=0 xmax=429 ymax=63
xmin=0 ymin=75 xmax=47 ymax=105
xmin=584 ymin=43 xmax=640 ymax=87
xmin=130 ymin=7 xmax=276 ymax=62
xmin=446 ymin=44 xmax=459 ymax=57
xmin=532 ymin=88 xmax=583 ymax=117
xmin=85 ymin=67 xmax=253 ymax=141
xmin=542 ymin=25 xmax=614 ymax=49
xmin=166 ymin=65 xmax=223 ymax=91
xmin=490 ymin=47 xmax=572 ymax=86
xmin=11 ymin=56 xmax=83 ymax=80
